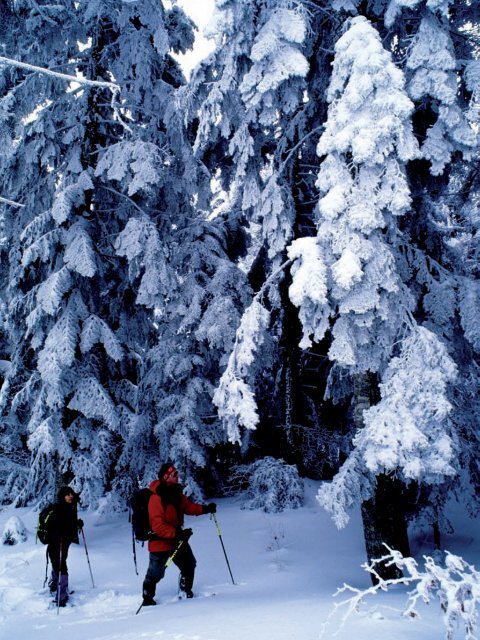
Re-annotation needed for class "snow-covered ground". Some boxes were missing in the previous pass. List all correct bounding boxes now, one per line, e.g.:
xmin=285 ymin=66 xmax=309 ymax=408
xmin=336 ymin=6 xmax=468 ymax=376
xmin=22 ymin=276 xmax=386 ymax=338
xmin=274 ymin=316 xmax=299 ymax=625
xmin=0 ymin=480 xmax=478 ymax=640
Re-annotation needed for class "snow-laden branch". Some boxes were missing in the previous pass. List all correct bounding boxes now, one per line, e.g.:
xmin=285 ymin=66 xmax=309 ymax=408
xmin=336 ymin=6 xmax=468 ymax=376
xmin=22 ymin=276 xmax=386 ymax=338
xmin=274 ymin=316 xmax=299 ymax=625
xmin=0 ymin=196 xmax=25 ymax=208
xmin=214 ymin=258 xmax=293 ymax=443
xmin=257 ymin=258 xmax=293 ymax=301
xmin=0 ymin=56 xmax=120 ymax=91
xmin=320 ymin=546 xmax=480 ymax=640
xmin=0 ymin=56 xmax=133 ymax=133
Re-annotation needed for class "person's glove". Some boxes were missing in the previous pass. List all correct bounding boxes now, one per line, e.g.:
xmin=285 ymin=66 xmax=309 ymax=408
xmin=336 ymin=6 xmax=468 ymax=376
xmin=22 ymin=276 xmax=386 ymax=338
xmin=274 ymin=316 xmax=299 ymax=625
xmin=77 ymin=518 xmax=84 ymax=530
xmin=204 ymin=502 xmax=217 ymax=514
xmin=178 ymin=528 xmax=193 ymax=542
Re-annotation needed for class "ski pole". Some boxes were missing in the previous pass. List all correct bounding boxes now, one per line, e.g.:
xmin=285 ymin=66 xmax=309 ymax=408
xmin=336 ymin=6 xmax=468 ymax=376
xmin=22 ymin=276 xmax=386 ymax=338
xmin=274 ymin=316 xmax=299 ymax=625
xmin=212 ymin=513 xmax=235 ymax=585
xmin=132 ymin=525 xmax=139 ymax=575
xmin=165 ymin=538 xmax=184 ymax=569
xmin=135 ymin=540 xmax=184 ymax=615
xmin=80 ymin=528 xmax=95 ymax=588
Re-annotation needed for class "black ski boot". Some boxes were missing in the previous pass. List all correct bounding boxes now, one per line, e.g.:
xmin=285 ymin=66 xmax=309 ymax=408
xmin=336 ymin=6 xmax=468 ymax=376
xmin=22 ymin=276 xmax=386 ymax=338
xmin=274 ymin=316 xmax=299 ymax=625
xmin=179 ymin=575 xmax=194 ymax=599
xmin=142 ymin=581 xmax=156 ymax=606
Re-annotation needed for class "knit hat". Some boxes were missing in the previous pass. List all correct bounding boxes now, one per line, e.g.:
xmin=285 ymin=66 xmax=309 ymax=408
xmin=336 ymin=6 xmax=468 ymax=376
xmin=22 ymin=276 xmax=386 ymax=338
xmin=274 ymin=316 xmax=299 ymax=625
xmin=158 ymin=462 xmax=176 ymax=483
xmin=57 ymin=486 xmax=76 ymax=502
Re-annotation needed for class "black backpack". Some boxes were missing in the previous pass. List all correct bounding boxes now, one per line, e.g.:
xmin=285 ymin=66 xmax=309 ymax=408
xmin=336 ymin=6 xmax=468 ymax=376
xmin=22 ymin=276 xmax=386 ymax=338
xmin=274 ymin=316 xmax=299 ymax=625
xmin=37 ymin=503 xmax=55 ymax=544
xmin=130 ymin=488 xmax=153 ymax=542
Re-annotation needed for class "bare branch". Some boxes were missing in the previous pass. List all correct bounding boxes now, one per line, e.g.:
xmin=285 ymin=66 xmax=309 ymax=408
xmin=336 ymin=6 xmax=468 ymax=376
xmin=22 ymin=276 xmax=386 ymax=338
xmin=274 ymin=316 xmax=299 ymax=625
xmin=28 ymin=0 xmax=58 ymax=26
xmin=320 ymin=547 xmax=480 ymax=640
xmin=278 ymin=126 xmax=324 ymax=177
xmin=0 ymin=55 xmax=120 ymax=91
xmin=0 ymin=196 xmax=25 ymax=208
xmin=100 ymin=186 xmax=148 ymax=217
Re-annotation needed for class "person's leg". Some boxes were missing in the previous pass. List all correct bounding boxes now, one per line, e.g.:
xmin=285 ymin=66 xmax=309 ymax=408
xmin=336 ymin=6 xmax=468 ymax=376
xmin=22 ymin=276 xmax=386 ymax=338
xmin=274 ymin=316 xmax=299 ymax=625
xmin=174 ymin=543 xmax=197 ymax=597
xmin=47 ymin=544 xmax=59 ymax=593
xmin=59 ymin=544 xmax=70 ymax=605
xmin=48 ymin=542 xmax=70 ymax=604
xmin=142 ymin=551 xmax=169 ymax=605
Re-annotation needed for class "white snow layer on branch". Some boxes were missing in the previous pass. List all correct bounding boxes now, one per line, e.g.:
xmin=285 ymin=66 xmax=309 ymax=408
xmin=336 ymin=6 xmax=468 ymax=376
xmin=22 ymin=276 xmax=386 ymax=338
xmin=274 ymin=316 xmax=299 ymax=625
xmin=115 ymin=217 xmax=175 ymax=307
xmin=27 ymin=416 xmax=57 ymax=456
xmin=0 ymin=55 xmax=120 ymax=91
xmin=318 ymin=326 xmax=457 ymax=527
xmin=321 ymin=547 xmax=480 ymax=640
xmin=406 ymin=14 xmax=477 ymax=174
xmin=239 ymin=8 xmax=308 ymax=111
xmin=68 ymin=377 xmax=119 ymax=430
xmin=21 ymin=228 xmax=63 ymax=270
xmin=317 ymin=17 xmax=418 ymax=166
xmin=80 ymin=315 xmax=123 ymax=362
xmin=37 ymin=311 xmax=78 ymax=407
xmin=260 ymin=176 xmax=294 ymax=259
xmin=51 ymin=172 xmax=93 ymax=225
xmin=213 ymin=300 xmax=270 ymax=443
xmin=36 ymin=267 xmax=73 ymax=316
xmin=317 ymin=452 xmax=374 ymax=529
xmin=0 ymin=196 xmax=25 ymax=208
xmin=64 ymin=222 xmax=97 ymax=278
xmin=115 ymin=216 xmax=153 ymax=263
xmin=309 ymin=17 xmax=418 ymax=370
xmin=95 ymin=141 xmax=164 ymax=196
xmin=287 ymin=237 xmax=330 ymax=348
xmin=384 ymin=0 xmax=452 ymax=27
xmin=358 ymin=326 xmax=457 ymax=481
xmin=458 ymin=279 xmax=480 ymax=352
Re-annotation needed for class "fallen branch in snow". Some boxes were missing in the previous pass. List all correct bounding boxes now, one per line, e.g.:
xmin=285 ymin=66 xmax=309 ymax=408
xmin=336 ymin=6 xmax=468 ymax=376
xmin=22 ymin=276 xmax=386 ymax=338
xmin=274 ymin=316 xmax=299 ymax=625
xmin=320 ymin=546 xmax=480 ymax=640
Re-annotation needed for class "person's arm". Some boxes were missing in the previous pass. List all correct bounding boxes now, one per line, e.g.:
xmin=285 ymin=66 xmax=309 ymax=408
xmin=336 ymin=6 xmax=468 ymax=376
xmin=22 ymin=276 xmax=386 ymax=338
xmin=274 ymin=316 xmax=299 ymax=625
xmin=181 ymin=495 xmax=215 ymax=516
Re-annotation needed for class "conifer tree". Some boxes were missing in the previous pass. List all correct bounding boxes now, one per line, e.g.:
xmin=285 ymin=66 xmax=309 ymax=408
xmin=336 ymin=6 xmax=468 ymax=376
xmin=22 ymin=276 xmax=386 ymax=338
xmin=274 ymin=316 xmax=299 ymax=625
xmin=196 ymin=0 xmax=479 ymax=542
xmin=0 ymin=0 xmax=200 ymax=506
xmin=189 ymin=0 xmax=323 ymax=464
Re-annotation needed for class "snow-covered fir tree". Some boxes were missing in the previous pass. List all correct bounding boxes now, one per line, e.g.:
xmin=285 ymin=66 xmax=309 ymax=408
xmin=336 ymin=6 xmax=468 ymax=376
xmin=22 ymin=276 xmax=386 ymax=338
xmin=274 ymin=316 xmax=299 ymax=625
xmin=0 ymin=0 xmax=207 ymax=507
xmin=194 ymin=0 xmax=479 ymax=544
xmin=189 ymin=0 xmax=330 ymax=466
xmin=0 ymin=0 xmax=478 ymax=564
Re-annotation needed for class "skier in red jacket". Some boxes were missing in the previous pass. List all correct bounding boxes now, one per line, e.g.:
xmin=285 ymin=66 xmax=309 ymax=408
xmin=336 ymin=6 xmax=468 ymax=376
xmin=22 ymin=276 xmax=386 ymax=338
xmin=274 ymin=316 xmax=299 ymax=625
xmin=142 ymin=462 xmax=216 ymax=605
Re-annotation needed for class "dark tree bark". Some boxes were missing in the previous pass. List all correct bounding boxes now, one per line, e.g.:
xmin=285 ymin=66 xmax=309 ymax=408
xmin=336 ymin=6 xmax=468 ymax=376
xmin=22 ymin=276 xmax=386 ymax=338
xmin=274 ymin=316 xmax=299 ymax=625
xmin=354 ymin=373 xmax=411 ymax=582
xmin=361 ymin=474 xmax=411 ymax=583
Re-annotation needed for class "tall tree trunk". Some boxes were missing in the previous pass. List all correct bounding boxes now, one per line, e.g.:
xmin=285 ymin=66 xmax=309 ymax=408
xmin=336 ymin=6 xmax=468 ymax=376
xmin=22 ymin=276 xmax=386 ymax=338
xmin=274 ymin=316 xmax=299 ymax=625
xmin=354 ymin=373 xmax=411 ymax=583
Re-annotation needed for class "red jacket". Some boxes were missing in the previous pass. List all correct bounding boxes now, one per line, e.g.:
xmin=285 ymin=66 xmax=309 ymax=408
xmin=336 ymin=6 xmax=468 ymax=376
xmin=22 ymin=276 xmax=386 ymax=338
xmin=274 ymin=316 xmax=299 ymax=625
xmin=147 ymin=479 xmax=205 ymax=552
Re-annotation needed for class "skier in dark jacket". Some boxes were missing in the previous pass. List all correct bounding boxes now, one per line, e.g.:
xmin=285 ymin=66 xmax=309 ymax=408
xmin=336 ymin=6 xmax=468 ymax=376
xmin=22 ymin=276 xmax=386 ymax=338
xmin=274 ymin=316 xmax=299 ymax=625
xmin=142 ymin=463 xmax=216 ymax=606
xmin=47 ymin=486 xmax=84 ymax=606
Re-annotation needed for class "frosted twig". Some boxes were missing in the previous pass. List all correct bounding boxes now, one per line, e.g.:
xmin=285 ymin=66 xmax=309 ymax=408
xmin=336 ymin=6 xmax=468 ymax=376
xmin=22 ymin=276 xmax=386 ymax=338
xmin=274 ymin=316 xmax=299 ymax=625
xmin=100 ymin=186 xmax=147 ymax=216
xmin=0 ymin=196 xmax=25 ymax=208
xmin=0 ymin=55 xmax=134 ymax=132
xmin=0 ymin=56 xmax=120 ymax=91
xmin=278 ymin=126 xmax=324 ymax=176
xmin=257 ymin=258 xmax=294 ymax=301
xmin=28 ymin=0 xmax=58 ymax=25
xmin=320 ymin=546 xmax=480 ymax=640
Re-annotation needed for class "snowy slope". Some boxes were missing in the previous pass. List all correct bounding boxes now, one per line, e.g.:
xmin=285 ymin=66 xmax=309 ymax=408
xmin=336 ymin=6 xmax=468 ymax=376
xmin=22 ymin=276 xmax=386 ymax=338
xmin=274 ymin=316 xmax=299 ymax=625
xmin=0 ymin=480 xmax=478 ymax=640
